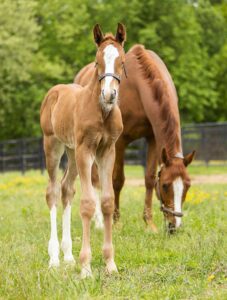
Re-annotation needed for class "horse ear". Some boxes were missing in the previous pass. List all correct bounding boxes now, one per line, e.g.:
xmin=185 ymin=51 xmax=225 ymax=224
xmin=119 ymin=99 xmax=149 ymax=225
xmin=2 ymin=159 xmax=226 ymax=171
xmin=93 ymin=24 xmax=104 ymax=46
xmin=115 ymin=23 xmax=126 ymax=45
xmin=184 ymin=150 xmax=196 ymax=167
xmin=162 ymin=148 xmax=171 ymax=166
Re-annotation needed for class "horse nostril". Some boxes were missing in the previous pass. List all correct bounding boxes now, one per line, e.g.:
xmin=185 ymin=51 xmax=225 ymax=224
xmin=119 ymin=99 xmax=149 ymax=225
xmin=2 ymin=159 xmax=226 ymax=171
xmin=101 ymin=90 xmax=105 ymax=99
xmin=110 ymin=89 xmax=116 ymax=100
xmin=168 ymin=223 xmax=176 ymax=234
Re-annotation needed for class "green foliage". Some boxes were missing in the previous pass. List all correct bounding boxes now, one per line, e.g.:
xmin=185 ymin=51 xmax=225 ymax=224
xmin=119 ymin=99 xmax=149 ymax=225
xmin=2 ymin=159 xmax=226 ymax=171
xmin=0 ymin=0 xmax=226 ymax=138
xmin=0 ymin=0 xmax=39 ymax=138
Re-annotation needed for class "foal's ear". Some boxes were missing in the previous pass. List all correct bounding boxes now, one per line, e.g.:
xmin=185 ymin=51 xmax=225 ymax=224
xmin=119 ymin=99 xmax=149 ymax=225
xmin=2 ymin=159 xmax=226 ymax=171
xmin=162 ymin=148 xmax=171 ymax=166
xmin=93 ymin=24 xmax=104 ymax=46
xmin=184 ymin=150 xmax=196 ymax=167
xmin=115 ymin=23 xmax=126 ymax=45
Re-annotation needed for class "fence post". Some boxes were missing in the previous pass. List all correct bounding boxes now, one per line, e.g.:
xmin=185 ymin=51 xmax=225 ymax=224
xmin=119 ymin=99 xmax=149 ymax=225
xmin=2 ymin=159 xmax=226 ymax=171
xmin=20 ymin=139 xmax=26 ymax=174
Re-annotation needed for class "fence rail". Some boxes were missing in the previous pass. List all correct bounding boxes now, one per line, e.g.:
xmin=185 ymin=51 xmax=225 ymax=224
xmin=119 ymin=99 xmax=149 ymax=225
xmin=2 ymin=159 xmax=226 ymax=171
xmin=1 ymin=122 xmax=227 ymax=173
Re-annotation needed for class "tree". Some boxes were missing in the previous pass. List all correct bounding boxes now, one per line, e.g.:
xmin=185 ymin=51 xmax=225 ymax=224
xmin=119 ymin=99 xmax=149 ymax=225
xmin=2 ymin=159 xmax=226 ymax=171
xmin=0 ymin=0 xmax=39 ymax=139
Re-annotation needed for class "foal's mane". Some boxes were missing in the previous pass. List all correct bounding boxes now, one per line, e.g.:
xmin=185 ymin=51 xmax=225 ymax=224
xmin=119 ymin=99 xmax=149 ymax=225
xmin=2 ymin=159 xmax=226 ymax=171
xmin=131 ymin=45 xmax=181 ymax=157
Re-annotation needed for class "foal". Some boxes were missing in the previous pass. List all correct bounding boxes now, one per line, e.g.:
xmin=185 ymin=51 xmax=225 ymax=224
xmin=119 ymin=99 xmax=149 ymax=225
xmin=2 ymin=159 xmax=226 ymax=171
xmin=40 ymin=23 xmax=126 ymax=277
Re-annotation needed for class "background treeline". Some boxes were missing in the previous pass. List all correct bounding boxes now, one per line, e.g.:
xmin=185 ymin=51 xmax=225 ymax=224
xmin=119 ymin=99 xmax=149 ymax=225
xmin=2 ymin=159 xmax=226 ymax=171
xmin=0 ymin=0 xmax=226 ymax=139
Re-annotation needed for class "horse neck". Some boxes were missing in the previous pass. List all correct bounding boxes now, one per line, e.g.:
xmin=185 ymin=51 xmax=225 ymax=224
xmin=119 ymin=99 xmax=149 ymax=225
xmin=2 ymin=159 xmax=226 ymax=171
xmin=85 ymin=67 xmax=112 ymax=120
xmin=84 ymin=68 xmax=102 ymax=110
xmin=137 ymin=79 xmax=183 ymax=161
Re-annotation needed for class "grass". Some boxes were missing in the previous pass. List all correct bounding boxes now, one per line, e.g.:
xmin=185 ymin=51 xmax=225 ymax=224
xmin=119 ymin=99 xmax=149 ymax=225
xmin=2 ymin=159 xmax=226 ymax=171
xmin=0 ymin=169 xmax=227 ymax=299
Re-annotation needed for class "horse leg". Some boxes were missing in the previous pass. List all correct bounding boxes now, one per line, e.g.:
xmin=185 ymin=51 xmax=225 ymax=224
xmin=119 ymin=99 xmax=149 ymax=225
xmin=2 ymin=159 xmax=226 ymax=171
xmin=143 ymin=139 xmax=158 ymax=233
xmin=76 ymin=146 xmax=96 ymax=278
xmin=113 ymin=138 xmax=126 ymax=222
xmin=44 ymin=135 xmax=65 ymax=267
xmin=97 ymin=145 xmax=118 ymax=274
xmin=91 ymin=163 xmax=103 ymax=229
xmin=61 ymin=147 xmax=77 ymax=264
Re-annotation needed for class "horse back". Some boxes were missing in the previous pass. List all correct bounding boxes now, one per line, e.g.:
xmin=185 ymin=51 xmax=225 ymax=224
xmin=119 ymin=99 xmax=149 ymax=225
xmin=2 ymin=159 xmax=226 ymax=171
xmin=74 ymin=62 xmax=95 ymax=85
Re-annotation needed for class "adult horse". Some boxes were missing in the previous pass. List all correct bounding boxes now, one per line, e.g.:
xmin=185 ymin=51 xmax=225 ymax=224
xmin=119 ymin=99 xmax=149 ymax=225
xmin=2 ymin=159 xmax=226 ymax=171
xmin=40 ymin=23 xmax=126 ymax=277
xmin=75 ymin=44 xmax=195 ymax=233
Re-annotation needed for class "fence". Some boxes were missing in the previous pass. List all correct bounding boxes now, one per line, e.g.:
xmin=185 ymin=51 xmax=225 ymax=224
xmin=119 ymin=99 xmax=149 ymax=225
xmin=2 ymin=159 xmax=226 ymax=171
xmin=0 ymin=122 xmax=227 ymax=173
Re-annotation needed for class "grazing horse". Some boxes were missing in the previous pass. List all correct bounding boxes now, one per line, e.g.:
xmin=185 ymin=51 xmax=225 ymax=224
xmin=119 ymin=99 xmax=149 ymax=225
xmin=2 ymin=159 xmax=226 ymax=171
xmin=75 ymin=44 xmax=195 ymax=233
xmin=40 ymin=23 xmax=126 ymax=277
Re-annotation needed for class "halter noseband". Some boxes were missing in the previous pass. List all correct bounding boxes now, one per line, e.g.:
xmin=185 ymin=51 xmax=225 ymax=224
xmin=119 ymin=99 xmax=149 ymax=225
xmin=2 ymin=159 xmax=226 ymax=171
xmin=98 ymin=73 xmax=121 ymax=83
xmin=95 ymin=62 xmax=127 ymax=83
xmin=155 ymin=154 xmax=184 ymax=218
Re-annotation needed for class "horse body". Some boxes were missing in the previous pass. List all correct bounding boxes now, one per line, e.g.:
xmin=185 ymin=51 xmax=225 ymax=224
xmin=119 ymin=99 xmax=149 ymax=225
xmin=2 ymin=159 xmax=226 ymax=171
xmin=40 ymin=24 xmax=126 ymax=277
xmin=75 ymin=44 xmax=195 ymax=233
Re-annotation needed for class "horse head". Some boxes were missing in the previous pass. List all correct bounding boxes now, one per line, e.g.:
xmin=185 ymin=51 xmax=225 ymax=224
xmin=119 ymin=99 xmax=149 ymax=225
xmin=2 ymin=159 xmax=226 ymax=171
xmin=155 ymin=148 xmax=195 ymax=233
xmin=93 ymin=23 xmax=126 ymax=113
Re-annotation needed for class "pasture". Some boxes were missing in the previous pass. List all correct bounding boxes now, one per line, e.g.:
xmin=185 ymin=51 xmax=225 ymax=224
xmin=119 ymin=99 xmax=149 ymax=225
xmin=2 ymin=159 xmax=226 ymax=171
xmin=0 ymin=166 xmax=226 ymax=299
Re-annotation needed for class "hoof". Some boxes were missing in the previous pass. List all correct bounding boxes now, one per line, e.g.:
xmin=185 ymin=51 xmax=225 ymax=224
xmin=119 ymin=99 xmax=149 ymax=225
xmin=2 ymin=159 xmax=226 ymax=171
xmin=145 ymin=219 xmax=158 ymax=233
xmin=148 ymin=223 xmax=158 ymax=233
xmin=106 ymin=260 xmax=118 ymax=274
xmin=80 ymin=265 xmax=92 ymax=279
xmin=49 ymin=258 xmax=60 ymax=268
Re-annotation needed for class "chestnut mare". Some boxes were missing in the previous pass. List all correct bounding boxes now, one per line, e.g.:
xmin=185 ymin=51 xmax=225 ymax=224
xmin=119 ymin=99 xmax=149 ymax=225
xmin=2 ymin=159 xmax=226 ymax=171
xmin=75 ymin=44 xmax=195 ymax=233
xmin=40 ymin=24 xmax=126 ymax=277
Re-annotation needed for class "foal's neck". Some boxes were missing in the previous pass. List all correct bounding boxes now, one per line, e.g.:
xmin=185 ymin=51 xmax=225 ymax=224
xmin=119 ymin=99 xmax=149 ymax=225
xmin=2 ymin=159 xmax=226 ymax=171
xmin=87 ymin=67 xmax=114 ymax=120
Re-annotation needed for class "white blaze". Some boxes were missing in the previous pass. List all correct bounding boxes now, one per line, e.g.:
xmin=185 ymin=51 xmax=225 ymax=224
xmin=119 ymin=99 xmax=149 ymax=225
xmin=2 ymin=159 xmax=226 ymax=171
xmin=93 ymin=189 xmax=104 ymax=229
xmin=173 ymin=177 xmax=184 ymax=228
xmin=103 ymin=45 xmax=119 ymax=92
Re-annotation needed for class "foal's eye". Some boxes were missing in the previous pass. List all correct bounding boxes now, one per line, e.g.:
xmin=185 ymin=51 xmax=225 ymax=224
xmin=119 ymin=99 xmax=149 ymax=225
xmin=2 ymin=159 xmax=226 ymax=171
xmin=162 ymin=183 xmax=169 ymax=193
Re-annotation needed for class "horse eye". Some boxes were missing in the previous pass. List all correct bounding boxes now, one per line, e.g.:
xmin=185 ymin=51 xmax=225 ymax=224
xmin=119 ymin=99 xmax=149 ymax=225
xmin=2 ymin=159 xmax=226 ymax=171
xmin=162 ymin=183 xmax=169 ymax=193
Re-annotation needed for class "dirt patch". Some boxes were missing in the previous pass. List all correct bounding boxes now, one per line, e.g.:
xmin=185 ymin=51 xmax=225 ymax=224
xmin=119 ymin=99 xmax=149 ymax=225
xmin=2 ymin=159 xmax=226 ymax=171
xmin=125 ymin=174 xmax=227 ymax=187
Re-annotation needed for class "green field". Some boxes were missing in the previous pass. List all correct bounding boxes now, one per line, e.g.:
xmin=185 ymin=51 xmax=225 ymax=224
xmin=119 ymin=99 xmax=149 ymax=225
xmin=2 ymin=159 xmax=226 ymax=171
xmin=0 ymin=168 xmax=227 ymax=299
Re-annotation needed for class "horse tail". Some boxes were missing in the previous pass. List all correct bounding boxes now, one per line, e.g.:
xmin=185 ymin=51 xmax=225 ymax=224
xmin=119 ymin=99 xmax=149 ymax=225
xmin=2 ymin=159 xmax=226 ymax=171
xmin=40 ymin=88 xmax=59 ymax=136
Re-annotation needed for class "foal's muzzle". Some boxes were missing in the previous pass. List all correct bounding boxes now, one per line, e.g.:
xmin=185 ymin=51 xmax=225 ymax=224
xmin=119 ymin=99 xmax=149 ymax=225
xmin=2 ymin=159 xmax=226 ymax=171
xmin=101 ymin=89 xmax=117 ymax=103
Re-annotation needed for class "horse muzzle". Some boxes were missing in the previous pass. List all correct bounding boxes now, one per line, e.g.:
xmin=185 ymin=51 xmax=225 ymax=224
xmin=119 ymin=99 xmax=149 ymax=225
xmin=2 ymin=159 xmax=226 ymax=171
xmin=101 ymin=89 xmax=117 ymax=104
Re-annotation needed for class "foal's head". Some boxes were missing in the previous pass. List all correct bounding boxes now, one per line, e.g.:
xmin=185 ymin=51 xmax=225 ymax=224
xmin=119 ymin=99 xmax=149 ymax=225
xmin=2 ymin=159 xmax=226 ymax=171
xmin=155 ymin=148 xmax=195 ymax=233
xmin=93 ymin=23 xmax=126 ymax=112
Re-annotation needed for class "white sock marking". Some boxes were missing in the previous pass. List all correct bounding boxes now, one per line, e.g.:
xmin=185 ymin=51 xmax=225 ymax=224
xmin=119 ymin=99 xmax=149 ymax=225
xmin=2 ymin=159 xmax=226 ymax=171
xmin=93 ymin=190 xmax=104 ymax=229
xmin=61 ymin=204 xmax=74 ymax=262
xmin=48 ymin=205 xmax=59 ymax=267
xmin=173 ymin=177 xmax=184 ymax=228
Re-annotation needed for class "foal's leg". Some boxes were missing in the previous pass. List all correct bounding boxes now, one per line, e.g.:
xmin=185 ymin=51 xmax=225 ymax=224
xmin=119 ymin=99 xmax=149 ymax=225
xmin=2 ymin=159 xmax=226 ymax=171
xmin=143 ymin=139 xmax=158 ymax=233
xmin=76 ymin=147 xmax=96 ymax=278
xmin=91 ymin=163 xmax=103 ymax=229
xmin=97 ymin=145 xmax=118 ymax=274
xmin=113 ymin=138 xmax=126 ymax=222
xmin=61 ymin=148 xmax=77 ymax=263
xmin=44 ymin=135 xmax=64 ymax=267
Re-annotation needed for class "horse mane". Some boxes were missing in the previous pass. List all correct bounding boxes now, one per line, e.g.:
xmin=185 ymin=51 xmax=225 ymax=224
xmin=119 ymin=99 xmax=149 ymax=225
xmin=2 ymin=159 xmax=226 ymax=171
xmin=131 ymin=44 xmax=181 ymax=157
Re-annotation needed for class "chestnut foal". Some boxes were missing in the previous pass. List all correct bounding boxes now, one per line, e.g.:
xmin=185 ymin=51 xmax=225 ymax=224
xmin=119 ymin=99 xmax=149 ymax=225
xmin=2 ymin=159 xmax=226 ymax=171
xmin=40 ymin=23 xmax=126 ymax=277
